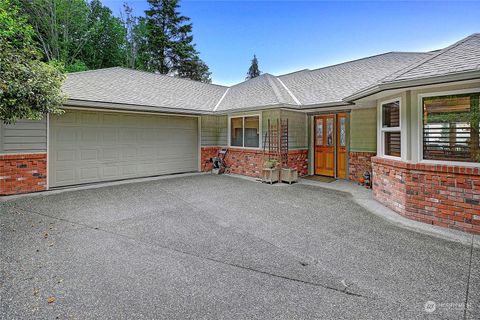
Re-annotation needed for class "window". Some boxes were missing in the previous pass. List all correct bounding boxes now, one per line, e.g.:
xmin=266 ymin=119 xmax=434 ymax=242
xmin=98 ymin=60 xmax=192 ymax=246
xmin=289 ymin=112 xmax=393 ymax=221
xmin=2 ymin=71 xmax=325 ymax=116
xmin=381 ymin=100 xmax=401 ymax=157
xmin=230 ymin=116 xmax=260 ymax=148
xmin=423 ymin=93 xmax=479 ymax=163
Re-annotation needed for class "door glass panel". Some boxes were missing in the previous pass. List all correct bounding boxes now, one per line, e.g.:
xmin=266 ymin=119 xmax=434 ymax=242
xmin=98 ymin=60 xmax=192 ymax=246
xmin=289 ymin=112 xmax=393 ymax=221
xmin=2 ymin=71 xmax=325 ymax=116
xmin=316 ymin=118 xmax=323 ymax=146
xmin=326 ymin=118 xmax=334 ymax=146
xmin=339 ymin=117 xmax=346 ymax=146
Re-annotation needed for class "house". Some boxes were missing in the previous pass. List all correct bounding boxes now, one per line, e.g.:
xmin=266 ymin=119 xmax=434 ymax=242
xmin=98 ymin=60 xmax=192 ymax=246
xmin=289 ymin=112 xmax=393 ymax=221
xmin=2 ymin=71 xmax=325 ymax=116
xmin=1 ymin=33 xmax=479 ymax=234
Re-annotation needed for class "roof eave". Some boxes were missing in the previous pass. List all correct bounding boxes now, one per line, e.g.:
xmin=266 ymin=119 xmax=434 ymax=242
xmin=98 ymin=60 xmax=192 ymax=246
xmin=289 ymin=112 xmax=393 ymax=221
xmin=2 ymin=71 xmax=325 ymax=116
xmin=214 ymin=103 xmax=302 ymax=115
xmin=65 ymin=99 xmax=214 ymax=115
xmin=300 ymin=101 xmax=352 ymax=109
xmin=344 ymin=70 xmax=480 ymax=102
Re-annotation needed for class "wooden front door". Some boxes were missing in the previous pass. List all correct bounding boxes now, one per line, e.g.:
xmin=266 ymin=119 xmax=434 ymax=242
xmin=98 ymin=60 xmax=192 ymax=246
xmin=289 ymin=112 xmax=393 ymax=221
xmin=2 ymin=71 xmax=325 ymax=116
xmin=336 ymin=113 xmax=347 ymax=179
xmin=314 ymin=115 xmax=335 ymax=176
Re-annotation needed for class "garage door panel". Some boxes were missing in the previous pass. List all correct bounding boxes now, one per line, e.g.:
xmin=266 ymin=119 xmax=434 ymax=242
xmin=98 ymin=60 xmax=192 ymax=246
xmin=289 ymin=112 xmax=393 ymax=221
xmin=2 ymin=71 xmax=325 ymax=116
xmin=101 ymin=166 xmax=118 ymax=178
xmin=101 ymin=128 xmax=117 ymax=144
xmin=55 ymin=127 xmax=77 ymax=142
xmin=56 ymin=150 xmax=76 ymax=162
xmin=50 ymin=110 xmax=198 ymax=187
xmin=103 ymin=149 xmax=121 ymax=162
xmin=80 ymin=149 xmax=99 ymax=161
xmin=55 ymin=169 xmax=76 ymax=184
xmin=81 ymin=129 xmax=98 ymax=143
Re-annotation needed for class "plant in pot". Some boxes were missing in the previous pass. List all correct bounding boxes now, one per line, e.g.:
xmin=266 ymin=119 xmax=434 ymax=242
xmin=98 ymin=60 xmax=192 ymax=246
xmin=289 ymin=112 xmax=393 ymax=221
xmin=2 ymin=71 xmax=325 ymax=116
xmin=262 ymin=159 xmax=280 ymax=184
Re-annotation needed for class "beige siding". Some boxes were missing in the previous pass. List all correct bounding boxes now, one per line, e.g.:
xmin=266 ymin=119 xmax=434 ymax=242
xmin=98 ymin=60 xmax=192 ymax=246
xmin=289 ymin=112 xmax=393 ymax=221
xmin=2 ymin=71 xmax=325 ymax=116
xmin=201 ymin=115 xmax=227 ymax=146
xmin=0 ymin=119 xmax=47 ymax=153
xmin=281 ymin=110 xmax=307 ymax=149
xmin=350 ymin=108 xmax=376 ymax=152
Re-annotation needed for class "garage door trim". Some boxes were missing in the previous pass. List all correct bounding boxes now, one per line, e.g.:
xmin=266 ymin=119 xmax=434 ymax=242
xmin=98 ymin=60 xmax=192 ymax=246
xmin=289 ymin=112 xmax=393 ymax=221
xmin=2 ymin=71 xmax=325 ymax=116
xmin=47 ymin=108 xmax=201 ymax=189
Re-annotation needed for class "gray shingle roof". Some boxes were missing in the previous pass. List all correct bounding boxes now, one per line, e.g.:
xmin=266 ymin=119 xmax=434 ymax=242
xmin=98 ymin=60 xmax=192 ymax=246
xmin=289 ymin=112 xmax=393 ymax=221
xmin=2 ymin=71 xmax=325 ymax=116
xmin=383 ymin=33 xmax=480 ymax=82
xmin=278 ymin=52 xmax=430 ymax=106
xmin=63 ymin=34 xmax=480 ymax=113
xmin=215 ymin=73 xmax=298 ymax=111
xmin=64 ymin=67 xmax=228 ymax=112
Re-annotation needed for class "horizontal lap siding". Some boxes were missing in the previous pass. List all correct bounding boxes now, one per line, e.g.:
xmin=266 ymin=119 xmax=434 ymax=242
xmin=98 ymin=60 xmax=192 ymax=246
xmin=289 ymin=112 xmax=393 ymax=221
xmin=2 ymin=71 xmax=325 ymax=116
xmin=350 ymin=108 xmax=376 ymax=153
xmin=281 ymin=110 xmax=307 ymax=150
xmin=201 ymin=115 xmax=227 ymax=146
xmin=0 ymin=119 xmax=47 ymax=153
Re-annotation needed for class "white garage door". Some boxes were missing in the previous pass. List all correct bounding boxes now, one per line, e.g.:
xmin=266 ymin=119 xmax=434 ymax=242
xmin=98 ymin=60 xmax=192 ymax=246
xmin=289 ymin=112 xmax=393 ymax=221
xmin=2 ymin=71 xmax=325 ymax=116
xmin=49 ymin=109 xmax=198 ymax=187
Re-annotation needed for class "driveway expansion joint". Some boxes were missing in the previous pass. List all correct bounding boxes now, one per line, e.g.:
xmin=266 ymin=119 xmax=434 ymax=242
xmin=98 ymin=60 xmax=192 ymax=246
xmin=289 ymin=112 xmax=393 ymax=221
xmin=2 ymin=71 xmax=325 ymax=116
xmin=9 ymin=202 xmax=372 ymax=300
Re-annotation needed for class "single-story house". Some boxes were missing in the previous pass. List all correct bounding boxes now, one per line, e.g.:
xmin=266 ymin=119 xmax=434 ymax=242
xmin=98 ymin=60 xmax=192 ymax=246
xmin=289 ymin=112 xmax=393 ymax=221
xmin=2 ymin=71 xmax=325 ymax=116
xmin=1 ymin=33 xmax=479 ymax=234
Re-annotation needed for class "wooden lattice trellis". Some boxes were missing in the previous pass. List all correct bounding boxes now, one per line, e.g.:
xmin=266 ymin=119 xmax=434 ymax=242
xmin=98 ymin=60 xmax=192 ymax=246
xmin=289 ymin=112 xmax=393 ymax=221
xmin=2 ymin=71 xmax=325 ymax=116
xmin=263 ymin=118 xmax=289 ymax=167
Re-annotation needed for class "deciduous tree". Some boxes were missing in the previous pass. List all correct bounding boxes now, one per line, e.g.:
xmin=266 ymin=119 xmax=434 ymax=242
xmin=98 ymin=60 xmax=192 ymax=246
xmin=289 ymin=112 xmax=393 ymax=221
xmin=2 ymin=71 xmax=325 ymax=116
xmin=0 ymin=0 xmax=65 ymax=123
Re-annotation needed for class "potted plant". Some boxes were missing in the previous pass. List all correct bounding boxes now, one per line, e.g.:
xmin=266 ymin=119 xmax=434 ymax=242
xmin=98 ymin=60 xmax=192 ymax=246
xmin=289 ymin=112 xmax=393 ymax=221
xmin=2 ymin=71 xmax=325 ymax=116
xmin=262 ymin=159 xmax=280 ymax=184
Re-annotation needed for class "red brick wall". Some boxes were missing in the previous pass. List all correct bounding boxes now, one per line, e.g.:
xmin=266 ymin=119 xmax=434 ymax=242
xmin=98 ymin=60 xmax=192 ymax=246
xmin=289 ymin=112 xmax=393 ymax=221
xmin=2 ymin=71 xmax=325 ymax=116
xmin=200 ymin=147 xmax=220 ymax=172
xmin=348 ymin=151 xmax=376 ymax=183
xmin=372 ymin=156 xmax=480 ymax=235
xmin=0 ymin=153 xmax=47 ymax=195
xmin=201 ymin=147 xmax=308 ymax=178
xmin=286 ymin=149 xmax=309 ymax=176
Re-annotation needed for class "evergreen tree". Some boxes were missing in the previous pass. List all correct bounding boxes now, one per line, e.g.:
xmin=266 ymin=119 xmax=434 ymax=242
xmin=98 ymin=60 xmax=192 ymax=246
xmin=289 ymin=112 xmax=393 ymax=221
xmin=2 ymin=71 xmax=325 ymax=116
xmin=246 ymin=54 xmax=261 ymax=80
xmin=144 ymin=0 xmax=210 ymax=82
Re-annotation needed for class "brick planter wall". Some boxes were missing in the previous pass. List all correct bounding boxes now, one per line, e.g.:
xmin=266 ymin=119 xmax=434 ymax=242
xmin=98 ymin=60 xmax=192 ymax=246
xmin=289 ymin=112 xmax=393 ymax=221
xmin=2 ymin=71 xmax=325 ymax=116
xmin=348 ymin=151 xmax=376 ymax=183
xmin=372 ymin=156 xmax=480 ymax=235
xmin=201 ymin=147 xmax=308 ymax=178
xmin=0 ymin=153 xmax=47 ymax=195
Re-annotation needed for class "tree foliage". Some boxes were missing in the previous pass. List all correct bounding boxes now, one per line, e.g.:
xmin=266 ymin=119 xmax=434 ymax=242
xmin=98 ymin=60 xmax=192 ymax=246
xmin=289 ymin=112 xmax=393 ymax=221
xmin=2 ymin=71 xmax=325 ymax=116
xmin=121 ymin=3 xmax=148 ymax=70
xmin=0 ymin=0 xmax=65 ymax=124
xmin=143 ymin=0 xmax=211 ymax=82
xmin=246 ymin=54 xmax=261 ymax=80
xmin=18 ymin=0 xmax=211 ymax=82
xmin=20 ymin=0 xmax=125 ymax=71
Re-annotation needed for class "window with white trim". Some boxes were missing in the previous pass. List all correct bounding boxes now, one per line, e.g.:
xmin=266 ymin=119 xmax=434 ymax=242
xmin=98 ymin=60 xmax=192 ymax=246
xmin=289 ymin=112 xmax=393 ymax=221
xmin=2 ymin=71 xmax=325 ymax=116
xmin=381 ymin=100 xmax=401 ymax=157
xmin=423 ymin=93 xmax=480 ymax=163
xmin=230 ymin=116 xmax=260 ymax=148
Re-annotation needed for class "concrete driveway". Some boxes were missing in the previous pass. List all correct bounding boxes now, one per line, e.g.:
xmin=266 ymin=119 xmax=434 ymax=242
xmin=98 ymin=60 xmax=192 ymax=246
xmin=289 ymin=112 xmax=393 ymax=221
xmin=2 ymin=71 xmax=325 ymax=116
xmin=1 ymin=174 xmax=478 ymax=319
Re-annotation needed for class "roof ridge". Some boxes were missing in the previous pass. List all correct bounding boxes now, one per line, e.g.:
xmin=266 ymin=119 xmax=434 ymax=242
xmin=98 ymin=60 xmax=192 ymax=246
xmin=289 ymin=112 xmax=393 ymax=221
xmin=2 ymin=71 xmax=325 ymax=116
xmin=383 ymin=34 xmax=479 ymax=82
xmin=264 ymin=74 xmax=293 ymax=104
xmin=213 ymin=87 xmax=230 ymax=111
xmin=275 ymin=77 xmax=301 ymax=105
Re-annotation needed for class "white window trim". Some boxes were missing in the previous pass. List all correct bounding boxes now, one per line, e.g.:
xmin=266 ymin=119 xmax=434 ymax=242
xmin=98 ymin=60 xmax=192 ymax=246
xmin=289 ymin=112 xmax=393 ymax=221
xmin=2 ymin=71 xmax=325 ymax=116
xmin=227 ymin=113 xmax=262 ymax=149
xmin=379 ymin=97 xmax=402 ymax=159
xmin=418 ymin=87 xmax=480 ymax=167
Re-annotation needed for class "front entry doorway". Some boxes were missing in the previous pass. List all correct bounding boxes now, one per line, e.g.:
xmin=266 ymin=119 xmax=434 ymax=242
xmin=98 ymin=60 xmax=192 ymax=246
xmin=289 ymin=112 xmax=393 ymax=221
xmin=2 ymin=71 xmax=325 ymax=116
xmin=314 ymin=113 xmax=347 ymax=178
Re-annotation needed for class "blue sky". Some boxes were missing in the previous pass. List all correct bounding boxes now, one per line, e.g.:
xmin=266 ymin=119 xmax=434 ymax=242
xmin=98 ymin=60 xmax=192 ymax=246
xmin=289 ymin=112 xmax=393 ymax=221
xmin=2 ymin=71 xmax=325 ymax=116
xmin=103 ymin=0 xmax=480 ymax=86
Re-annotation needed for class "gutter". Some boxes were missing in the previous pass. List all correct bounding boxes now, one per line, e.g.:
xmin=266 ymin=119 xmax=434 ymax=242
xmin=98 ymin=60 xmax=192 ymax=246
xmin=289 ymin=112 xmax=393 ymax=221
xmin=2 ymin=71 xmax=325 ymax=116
xmin=344 ymin=70 xmax=480 ymax=102
xmin=65 ymin=99 xmax=215 ymax=115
